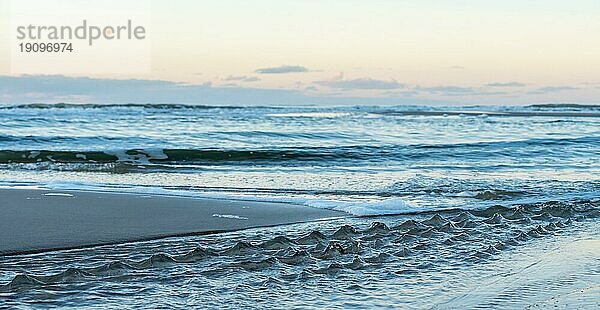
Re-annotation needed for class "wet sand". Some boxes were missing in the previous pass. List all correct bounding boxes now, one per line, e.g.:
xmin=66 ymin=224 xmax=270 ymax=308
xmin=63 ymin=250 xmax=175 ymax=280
xmin=0 ymin=188 xmax=347 ymax=255
xmin=438 ymin=238 xmax=600 ymax=309
xmin=525 ymin=240 xmax=600 ymax=309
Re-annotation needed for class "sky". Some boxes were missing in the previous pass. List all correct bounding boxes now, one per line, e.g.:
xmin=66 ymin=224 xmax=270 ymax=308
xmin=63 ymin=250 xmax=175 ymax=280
xmin=1 ymin=0 xmax=599 ymax=105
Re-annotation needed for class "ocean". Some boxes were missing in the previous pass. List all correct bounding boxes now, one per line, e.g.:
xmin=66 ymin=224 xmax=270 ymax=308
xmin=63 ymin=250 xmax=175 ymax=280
xmin=1 ymin=103 xmax=599 ymax=308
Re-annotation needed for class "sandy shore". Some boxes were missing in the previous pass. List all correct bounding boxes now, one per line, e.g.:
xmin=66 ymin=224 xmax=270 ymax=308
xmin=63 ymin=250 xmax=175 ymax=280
xmin=525 ymin=240 xmax=600 ymax=309
xmin=438 ymin=238 xmax=600 ymax=309
xmin=0 ymin=188 xmax=347 ymax=255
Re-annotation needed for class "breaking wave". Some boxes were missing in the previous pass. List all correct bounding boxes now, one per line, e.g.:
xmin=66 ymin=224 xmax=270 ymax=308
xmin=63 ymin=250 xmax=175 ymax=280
xmin=0 ymin=135 xmax=597 ymax=169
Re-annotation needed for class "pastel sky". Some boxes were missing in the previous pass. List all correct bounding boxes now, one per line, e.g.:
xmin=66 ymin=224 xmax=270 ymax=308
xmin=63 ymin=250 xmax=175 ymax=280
xmin=1 ymin=0 xmax=599 ymax=105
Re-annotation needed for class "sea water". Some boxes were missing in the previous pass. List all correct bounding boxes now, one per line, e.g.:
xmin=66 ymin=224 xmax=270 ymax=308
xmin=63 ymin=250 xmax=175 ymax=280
xmin=0 ymin=103 xmax=599 ymax=308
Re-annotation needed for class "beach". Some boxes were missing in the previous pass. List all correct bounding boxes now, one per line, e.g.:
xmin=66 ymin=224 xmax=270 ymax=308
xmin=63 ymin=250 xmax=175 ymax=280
xmin=1 ymin=192 xmax=598 ymax=308
xmin=0 ymin=104 xmax=598 ymax=308
xmin=2 ymin=0 xmax=600 ymax=307
xmin=0 ymin=188 xmax=346 ymax=255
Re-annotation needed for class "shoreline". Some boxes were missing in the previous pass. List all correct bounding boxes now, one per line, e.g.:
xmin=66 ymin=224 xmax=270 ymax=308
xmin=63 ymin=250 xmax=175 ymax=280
xmin=440 ymin=238 xmax=600 ymax=309
xmin=0 ymin=188 xmax=348 ymax=256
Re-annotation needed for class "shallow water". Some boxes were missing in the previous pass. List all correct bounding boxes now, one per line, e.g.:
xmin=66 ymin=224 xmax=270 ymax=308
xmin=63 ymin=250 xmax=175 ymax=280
xmin=0 ymin=103 xmax=599 ymax=307
xmin=1 ymin=199 xmax=599 ymax=308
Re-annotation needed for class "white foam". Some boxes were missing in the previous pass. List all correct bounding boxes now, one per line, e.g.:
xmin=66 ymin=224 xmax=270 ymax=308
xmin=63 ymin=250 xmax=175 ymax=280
xmin=15 ymin=180 xmax=428 ymax=216
xmin=27 ymin=151 xmax=41 ymax=159
xmin=305 ymin=197 xmax=436 ymax=216
xmin=104 ymin=150 xmax=134 ymax=162
xmin=104 ymin=149 xmax=168 ymax=165
xmin=142 ymin=149 xmax=168 ymax=160
xmin=4 ymin=178 xmax=598 ymax=217
xmin=268 ymin=112 xmax=351 ymax=118
xmin=43 ymin=193 xmax=74 ymax=197
xmin=212 ymin=214 xmax=248 ymax=220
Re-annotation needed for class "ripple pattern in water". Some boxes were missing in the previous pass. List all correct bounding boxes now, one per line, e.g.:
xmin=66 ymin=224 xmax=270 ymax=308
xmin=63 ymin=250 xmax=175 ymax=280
xmin=1 ymin=199 xmax=598 ymax=308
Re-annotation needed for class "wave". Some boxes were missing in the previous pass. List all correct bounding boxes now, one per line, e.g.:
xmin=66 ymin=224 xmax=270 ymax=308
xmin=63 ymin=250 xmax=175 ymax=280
xmin=0 ymin=136 xmax=597 ymax=166
xmin=6 ymin=177 xmax=596 ymax=217
xmin=267 ymin=112 xmax=351 ymax=118
xmin=0 ymin=103 xmax=283 ymax=110
xmin=2 ymin=103 xmax=599 ymax=117
xmin=0 ymin=134 xmax=157 ymax=144
xmin=527 ymin=103 xmax=600 ymax=110
xmin=372 ymin=109 xmax=600 ymax=118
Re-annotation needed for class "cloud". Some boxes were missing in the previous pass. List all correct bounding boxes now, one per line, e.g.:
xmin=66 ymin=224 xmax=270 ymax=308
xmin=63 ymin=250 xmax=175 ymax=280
xmin=383 ymin=90 xmax=419 ymax=96
xmin=419 ymin=86 xmax=475 ymax=95
xmin=255 ymin=65 xmax=308 ymax=74
xmin=418 ymin=85 xmax=516 ymax=96
xmin=316 ymin=78 xmax=404 ymax=90
xmin=352 ymin=66 xmax=393 ymax=71
xmin=222 ymin=75 xmax=261 ymax=82
xmin=0 ymin=75 xmax=445 ymax=106
xmin=485 ymin=82 xmax=526 ymax=87
xmin=527 ymin=86 xmax=579 ymax=94
xmin=0 ymin=75 xmax=297 ymax=104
